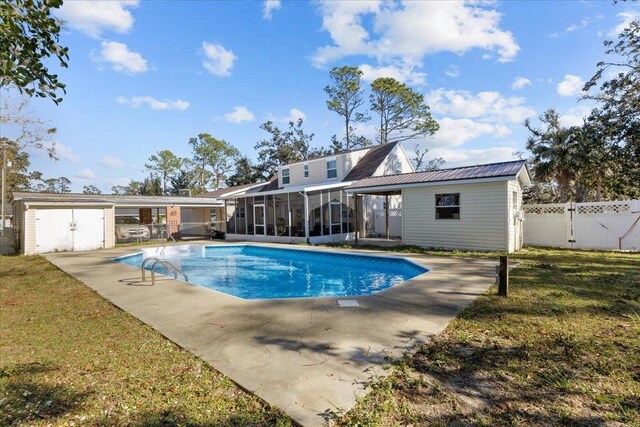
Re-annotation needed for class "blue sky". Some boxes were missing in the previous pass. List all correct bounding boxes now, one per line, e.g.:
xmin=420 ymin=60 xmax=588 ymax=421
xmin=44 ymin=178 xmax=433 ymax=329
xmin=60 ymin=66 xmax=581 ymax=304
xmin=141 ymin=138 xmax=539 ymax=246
xmin=10 ymin=0 xmax=640 ymax=192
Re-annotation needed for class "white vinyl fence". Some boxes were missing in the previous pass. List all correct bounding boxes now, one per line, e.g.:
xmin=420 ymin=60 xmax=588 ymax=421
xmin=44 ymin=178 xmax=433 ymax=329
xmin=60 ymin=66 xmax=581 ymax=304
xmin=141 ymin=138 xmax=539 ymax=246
xmin=523 ymin=200 xmax=640 ymax=251
xmin=373 ymin=208 xmax=402 ymax=238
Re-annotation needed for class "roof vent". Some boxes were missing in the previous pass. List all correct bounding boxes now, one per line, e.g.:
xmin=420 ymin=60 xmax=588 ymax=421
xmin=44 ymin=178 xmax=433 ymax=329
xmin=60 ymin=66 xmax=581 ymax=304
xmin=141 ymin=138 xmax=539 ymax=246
xmin=178 ymin=189 xmax=191 ymax=197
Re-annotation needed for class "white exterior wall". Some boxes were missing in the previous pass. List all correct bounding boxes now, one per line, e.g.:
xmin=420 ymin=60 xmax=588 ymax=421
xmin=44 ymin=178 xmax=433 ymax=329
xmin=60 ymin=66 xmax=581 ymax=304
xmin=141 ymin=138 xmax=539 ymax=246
xmin=372 ymin=144 xmax=415 ymax=176
xmin=507 ymin=180 xmax=524 ymax=252
xmin=402 ymin=181 xmax=510 ymax=252
xmin=17 ymin=203 xmax=115 ymax=255
xmin=278 ymin=149 xmax=370 ymax=187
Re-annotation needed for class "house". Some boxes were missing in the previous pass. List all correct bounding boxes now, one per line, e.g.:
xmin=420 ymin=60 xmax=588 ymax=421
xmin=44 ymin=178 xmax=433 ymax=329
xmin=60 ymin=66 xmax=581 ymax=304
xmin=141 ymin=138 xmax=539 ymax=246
xmin=10 ymin=193 xmax=223 ymax=255
xmin=217 ymin=145 xmax=531 ymax=252
xmin=345 ymin=160 xmax=531 ymax=252
xmin=217 ymin=142 xmax=414 ymax=243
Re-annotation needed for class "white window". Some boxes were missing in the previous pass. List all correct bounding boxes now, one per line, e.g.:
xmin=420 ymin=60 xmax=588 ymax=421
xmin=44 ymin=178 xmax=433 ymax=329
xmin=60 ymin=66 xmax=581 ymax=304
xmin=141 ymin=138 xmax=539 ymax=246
xmin=435 ymin=193 xmax=460 ymax=220
xmin=282 ymin=168 xmax=290 ymax=184
xmin=327 ymin=159 xmax=337 ymax=179
xmin=304 ymin=163 xmax=309 ymax=178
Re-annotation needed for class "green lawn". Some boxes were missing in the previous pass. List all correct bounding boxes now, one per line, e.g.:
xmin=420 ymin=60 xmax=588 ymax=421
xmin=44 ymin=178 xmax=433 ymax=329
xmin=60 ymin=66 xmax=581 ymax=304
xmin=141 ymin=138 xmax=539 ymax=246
xmin=0 ymin=255 xmax=291 ymax=426
xmin=337 ymin=247 xmax=640 ymax=426
xmin=1 ymin=247 xmax=638 ymax=426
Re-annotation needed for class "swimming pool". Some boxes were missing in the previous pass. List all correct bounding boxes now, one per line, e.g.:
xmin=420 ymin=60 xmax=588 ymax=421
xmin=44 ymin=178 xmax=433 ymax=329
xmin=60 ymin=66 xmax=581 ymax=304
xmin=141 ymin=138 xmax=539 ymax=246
xmin=115 ymin=245 xmax=428 ymax=300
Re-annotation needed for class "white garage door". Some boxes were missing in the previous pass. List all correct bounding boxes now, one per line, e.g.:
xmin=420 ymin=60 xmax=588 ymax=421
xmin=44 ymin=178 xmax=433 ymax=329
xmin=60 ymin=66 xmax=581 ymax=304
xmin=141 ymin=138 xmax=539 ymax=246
xmin=35 ymin=208 xmax=105 ymax=254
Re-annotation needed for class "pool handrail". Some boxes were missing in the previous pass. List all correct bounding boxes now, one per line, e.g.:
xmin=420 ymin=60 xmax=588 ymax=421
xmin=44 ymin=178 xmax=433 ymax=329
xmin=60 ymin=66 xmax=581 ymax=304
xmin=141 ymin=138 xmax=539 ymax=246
xmin=141 ymin=256 xmax=189 ymax=285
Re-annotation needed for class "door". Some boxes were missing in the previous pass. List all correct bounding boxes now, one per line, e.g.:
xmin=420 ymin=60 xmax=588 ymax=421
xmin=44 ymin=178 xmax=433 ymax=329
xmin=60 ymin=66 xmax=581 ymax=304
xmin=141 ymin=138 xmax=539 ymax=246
xmin=72 ymin=209 xmax=105 ymax=251
xmin=254 ymin=204 xmax=265 ymax=235
xmin=35 ymin=208 xmax=105 ymax=254
xmin=36 ymin=209 xmax=74 ymax=253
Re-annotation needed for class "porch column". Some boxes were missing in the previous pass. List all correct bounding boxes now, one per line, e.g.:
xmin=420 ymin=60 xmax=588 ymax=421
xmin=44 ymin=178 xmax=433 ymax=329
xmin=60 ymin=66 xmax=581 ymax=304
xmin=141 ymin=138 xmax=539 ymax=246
xmin=223 ymin=199 xmax=228 ymax=233
xmin=385 ymin=194 xmax=390 ymax=240
xmin=354 ymin=193 xmax=359 ymax=245
xmin=303 ymin=192 xmax=310 ymax=243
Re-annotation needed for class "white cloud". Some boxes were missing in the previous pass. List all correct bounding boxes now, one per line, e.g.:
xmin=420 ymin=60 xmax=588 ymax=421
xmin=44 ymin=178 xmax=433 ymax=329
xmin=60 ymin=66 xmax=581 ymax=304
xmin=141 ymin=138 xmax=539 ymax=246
xmin=359 ymin=63 xmax=426 ymax=85
xmin=426 ymin=88 xmax=536 ymax=124
xmin=75 ymin=168 xmax=96 ymax=180
xmin=559 ymin=104 xmax=592 ymax=127
xmin=429 ymin=146 xmax=517 ymax=168
xmin=116 ymin=96 xmax=190 ymax=111
xmin=56 ymin=0 xmax=139 ymax=38
xmin=263 ymin=0 xmax=281 ymax=20
xmin=96 ymin=41 xmax=147 ymax=75
xmin=283 ymin=108 xmax=306 ymax=122
xmin=223 ymin=106 xmax=255 ymax=123
xmin=557 ymin=74 xmax=585 ymax=97
xmin=566 ymin=17 xmax=590 ymax=33
xmin=99 ymin=155 xmax=125 ymax=169
xmin=51 ymin=142 xmax=81 ymax=163
xmin=444 ymin=65 xmax=460 ymax=78
xmin=430 ymin=118 xmax=508 ymax=148
xmin=512 ymin=77 xmax=532 ymax=90
xmin=312 ymin=0 xmax=519 ymax=73
xmin=611 ymin=11 xmax=639 ymax=35
xmin=202 ymin=42 xmax=237 ymax=77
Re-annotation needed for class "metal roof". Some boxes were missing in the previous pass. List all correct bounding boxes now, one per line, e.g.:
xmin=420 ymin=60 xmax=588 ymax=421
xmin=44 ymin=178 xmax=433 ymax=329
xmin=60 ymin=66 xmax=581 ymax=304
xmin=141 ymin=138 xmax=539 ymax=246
xmin=11 ymin=192 xmax=224 ymax=207
xmin=345 ymin=160 xmax=529 ymax=191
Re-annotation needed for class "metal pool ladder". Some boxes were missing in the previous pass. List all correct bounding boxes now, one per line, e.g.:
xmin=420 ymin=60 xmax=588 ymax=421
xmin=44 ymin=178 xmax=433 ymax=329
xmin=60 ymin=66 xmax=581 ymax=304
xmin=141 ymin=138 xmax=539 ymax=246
xmin=141 ymin=256 xmax=189 ymax=286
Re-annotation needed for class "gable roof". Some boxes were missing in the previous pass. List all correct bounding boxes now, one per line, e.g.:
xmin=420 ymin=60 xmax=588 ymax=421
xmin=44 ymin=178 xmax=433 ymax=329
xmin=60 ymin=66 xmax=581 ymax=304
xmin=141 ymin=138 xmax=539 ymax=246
xmin=343 ymin=142 xmax=398 ymax=181
xmin=345 ymin=160 xmax=529 ymax=191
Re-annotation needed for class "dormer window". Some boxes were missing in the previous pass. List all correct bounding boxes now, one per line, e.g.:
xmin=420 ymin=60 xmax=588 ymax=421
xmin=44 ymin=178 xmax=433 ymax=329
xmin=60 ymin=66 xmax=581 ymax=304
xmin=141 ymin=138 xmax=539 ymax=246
xmin=327 ymin=159 xmax=337 ymax=179
xmin=304 ymin=163 xmax=309 ymax=178
xmin=282 ymin=168 xmax=290 ymax=184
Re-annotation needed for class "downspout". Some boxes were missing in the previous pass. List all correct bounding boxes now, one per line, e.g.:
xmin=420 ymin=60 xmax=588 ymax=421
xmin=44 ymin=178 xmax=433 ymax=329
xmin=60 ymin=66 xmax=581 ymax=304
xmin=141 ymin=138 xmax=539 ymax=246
xmin=299 ymin=191 xmax=310 ymax=244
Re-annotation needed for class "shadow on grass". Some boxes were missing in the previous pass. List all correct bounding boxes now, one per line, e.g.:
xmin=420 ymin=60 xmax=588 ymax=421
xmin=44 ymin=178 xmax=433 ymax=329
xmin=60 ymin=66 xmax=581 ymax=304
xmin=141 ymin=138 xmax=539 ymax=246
xmin=0 ymin=362 xmax=89 ymax=426
xmin=94 ymin=407 xmax=288 ymax=427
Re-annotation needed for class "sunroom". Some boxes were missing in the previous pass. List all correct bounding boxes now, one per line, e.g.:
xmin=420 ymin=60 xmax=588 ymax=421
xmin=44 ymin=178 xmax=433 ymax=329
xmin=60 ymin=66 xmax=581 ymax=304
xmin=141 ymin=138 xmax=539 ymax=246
xmin=221 ymin=182 xmax=359 ymax=244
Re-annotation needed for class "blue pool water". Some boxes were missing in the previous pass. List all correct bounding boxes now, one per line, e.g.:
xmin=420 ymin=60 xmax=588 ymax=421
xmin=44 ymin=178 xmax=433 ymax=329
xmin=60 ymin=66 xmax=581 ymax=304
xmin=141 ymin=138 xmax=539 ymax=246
xmin=115 ymin=245 xmax=428 ymax=300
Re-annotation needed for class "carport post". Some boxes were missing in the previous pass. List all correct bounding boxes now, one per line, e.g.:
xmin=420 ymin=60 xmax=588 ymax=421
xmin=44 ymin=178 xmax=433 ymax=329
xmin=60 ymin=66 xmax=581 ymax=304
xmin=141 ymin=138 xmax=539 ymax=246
xmin=498 ymin=255 xmax=509 ymax=296
xmin=354 ymin=193 xmax=359 ymax=245
xmin=385 ymin=194 xmax=390 ymax=240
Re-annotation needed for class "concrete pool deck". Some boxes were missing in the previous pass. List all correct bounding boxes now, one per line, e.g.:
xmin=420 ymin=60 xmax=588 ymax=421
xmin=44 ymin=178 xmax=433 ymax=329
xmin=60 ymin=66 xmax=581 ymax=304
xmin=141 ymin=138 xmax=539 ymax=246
xmin=45 ymin=242 xmax=497 ymax=426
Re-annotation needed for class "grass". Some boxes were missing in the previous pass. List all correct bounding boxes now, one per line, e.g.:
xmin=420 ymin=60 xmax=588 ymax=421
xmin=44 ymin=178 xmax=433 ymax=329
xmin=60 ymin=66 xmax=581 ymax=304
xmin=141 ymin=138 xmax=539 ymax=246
xmin=0 ymin=255 xmax=292 ymax=426
xmin=335 ymin=247 xmax=640 ymax=426
xmin=2 ymin=246 xmax=639 ymax=426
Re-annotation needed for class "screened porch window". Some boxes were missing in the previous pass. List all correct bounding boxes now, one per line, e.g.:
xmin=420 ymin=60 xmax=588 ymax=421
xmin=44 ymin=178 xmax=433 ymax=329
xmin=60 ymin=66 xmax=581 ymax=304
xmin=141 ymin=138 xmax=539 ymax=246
xmin=435 ymin=193 xmax=460 ymax=220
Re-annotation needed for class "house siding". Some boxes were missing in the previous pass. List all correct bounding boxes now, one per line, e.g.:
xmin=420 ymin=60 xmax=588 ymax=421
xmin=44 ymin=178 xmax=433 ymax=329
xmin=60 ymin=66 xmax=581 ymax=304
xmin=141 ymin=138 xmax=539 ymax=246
xmin=402 ymin=181 xmax=509 ymax=251
xmin=279 ymin=149 xmax=371 ymax=187
xmin=104 ymin=206 xmax=115 ymax=249
xmin=372 ymin=144 xmax=415 ymax=177
xmin=24 ymin=206 xmax=36 ymax=255
xmin=507 ymin=179 xmax=523 ymax=252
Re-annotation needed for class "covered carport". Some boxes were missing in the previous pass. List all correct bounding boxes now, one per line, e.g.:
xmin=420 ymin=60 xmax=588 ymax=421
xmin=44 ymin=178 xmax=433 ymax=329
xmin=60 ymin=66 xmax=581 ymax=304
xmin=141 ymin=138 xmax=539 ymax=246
xmin=11 ymin=193 xmax=224 ymax=254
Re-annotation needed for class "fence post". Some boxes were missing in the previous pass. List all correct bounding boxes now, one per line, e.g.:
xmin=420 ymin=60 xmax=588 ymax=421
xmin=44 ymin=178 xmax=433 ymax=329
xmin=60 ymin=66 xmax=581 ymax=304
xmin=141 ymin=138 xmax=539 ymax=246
xmin=498 ymin=255 xmax=509 ymax=296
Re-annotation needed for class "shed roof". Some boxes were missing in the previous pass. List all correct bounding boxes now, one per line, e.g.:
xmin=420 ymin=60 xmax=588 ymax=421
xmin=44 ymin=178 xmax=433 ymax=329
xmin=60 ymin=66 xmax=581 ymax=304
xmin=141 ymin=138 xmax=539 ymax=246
xmin=11 ymin=192 xmax=224 ymax=207
xmin=345 ymin=160 xmax=529 ymax=192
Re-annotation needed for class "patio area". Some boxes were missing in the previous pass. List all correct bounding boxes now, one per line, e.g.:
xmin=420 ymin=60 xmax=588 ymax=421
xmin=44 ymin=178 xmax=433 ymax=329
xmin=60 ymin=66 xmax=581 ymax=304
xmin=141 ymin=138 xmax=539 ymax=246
xmin=44 ymin=242 xmax=497 ymax=426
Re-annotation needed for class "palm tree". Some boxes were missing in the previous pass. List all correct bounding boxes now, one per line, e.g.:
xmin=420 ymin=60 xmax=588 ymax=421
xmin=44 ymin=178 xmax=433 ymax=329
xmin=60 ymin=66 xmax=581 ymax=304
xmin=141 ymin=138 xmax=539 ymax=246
xmin=525 ymin=109 xmax=578 ymax=202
